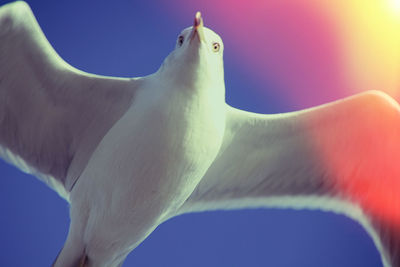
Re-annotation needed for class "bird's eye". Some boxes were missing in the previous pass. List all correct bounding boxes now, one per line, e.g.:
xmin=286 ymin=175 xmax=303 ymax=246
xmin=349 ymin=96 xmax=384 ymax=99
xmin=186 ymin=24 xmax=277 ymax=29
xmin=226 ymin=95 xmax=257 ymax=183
xmin=178 ymin=35 xmax=184 ymax=47
xmin=212 ymin=42 xmax=220 ymax=52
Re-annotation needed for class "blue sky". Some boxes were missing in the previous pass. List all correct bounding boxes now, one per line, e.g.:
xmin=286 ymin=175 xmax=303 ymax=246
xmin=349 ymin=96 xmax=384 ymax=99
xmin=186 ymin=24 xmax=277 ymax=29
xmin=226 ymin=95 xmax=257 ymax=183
xmin=0 ymin=0 xmax=383 ymax=266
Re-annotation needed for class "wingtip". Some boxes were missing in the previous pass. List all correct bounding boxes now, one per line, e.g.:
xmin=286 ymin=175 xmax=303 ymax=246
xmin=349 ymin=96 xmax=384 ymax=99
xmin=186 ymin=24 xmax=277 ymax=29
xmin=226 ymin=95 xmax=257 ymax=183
xmin=0 ymin=0 xmax=34 ymax=36
xmin=0 ymin=1 xmax=33 ymax=21
xmin=1 ymin=1 xmax=31 ymax=12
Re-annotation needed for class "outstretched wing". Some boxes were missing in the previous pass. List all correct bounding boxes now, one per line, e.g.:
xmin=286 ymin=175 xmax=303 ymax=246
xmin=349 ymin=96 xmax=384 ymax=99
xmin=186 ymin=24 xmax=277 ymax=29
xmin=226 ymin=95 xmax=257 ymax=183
xmin=0 ymin=2 xmax=142 ymax=200
xmin=180 ymin=90 xmax=400 ymax=267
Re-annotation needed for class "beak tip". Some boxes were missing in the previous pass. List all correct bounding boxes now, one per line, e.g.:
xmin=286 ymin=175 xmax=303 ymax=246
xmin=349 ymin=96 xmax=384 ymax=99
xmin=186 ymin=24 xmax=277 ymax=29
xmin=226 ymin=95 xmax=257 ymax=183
xmin=194 ymin=11 xmax=203 ymax=28
xmin=190 ymin=11 xmax=205 ymax=42
xmin=196 ymin=11 xmax=201 ymax=20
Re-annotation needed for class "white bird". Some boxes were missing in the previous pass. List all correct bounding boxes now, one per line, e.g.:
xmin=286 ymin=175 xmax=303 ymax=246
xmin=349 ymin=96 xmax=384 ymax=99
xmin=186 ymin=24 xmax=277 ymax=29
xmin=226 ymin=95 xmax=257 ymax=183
xmin=0 ymin=1 xmax=399 ymax=267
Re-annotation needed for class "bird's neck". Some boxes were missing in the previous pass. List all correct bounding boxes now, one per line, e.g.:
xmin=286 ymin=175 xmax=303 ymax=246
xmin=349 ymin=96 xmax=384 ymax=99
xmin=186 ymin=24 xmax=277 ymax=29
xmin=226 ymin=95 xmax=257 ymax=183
xmin=157 ymin=60 xmax=225 ymax=99
xmin=153 ymin=64 xmax=226 ymax=128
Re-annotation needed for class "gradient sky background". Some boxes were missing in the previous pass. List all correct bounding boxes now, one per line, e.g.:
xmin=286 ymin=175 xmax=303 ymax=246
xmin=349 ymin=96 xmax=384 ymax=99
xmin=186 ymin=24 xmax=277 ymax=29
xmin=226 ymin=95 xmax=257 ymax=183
xmin=1 ymin=0 xmax=399 ymax=266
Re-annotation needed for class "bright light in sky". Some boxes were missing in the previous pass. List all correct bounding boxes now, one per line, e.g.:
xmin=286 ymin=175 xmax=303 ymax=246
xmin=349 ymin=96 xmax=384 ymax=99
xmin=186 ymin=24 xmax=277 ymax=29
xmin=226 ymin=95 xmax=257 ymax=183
xmin=389 ymin=0 xmax=400 ymax=14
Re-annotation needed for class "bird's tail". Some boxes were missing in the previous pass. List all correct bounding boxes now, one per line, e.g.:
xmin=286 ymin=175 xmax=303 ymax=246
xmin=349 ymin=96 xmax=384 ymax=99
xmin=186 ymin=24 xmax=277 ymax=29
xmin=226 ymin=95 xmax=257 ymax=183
xmin=52 ymin=246 xmax=88 ymax=267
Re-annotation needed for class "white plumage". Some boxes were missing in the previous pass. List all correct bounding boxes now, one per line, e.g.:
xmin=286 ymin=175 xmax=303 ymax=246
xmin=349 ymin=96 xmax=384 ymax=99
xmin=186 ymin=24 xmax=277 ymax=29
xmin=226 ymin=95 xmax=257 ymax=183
xmin=1 ymin=2 xmax=400 ymax=267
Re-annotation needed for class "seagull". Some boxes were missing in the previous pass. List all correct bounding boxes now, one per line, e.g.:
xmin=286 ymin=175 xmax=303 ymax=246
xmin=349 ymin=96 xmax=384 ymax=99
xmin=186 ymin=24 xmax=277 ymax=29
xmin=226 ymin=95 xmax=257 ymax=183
xmin=0 ymin=1 xmax=399 ymax=267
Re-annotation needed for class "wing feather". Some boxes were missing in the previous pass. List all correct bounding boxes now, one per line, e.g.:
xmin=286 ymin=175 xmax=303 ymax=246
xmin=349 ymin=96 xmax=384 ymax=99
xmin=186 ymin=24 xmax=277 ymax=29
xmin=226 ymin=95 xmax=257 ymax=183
xmin=0 ymin=1 xmax=142 ymax=200
xmin=180 ymin=90 xmax=400 ymax=267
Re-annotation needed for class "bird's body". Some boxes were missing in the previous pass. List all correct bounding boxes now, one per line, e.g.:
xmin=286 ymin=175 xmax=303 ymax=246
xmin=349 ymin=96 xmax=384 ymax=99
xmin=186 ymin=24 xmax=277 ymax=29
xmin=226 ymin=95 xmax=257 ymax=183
xmin=63 ymin=65 xmax=226 ymax=266
xmin=1 ymin=1 xmax=400 ymax=267
xmin=51 ymin=14 xmax=227 ymax=267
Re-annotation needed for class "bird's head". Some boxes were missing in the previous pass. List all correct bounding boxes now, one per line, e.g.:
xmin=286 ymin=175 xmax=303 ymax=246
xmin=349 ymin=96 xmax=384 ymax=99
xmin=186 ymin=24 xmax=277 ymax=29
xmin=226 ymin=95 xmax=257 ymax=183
xmin=159 ymin=12 xmax=225 ymax=90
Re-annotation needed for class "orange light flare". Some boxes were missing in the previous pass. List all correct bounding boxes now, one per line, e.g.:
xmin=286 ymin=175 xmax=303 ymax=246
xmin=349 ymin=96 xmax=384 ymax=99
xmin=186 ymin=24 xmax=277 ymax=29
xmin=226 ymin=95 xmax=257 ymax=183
xmin=309 ymin=94 xmax=400 ymax=228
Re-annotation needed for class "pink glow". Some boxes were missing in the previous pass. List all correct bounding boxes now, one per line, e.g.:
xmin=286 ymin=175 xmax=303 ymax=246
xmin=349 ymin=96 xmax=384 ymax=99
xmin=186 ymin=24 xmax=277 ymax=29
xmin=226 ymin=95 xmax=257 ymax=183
xmin=167 ymin=0 xmax=400 ymax=108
